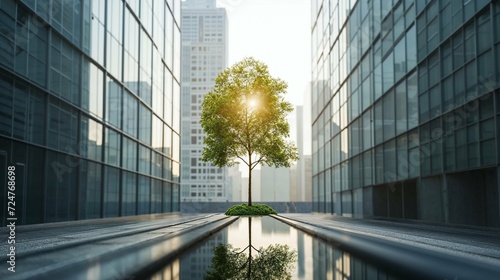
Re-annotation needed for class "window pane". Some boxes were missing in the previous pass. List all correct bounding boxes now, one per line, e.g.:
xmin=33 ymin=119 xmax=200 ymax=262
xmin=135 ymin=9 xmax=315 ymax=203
xmin=419 ymin=91 xmax=429 ymax=123
xmin=79 ymin=161 xmax=102 ymax=219
xmin=139 ymin=103 xmax=152 ymax=145
xmin=138 ymin=175 xmax=150 ymax=214
xmin=442 ymin=76 xmax=453 ymax=112
xmin=84 ymin=62 xmax=104 ymax=118
xmin=454 ymin=68 xmax=465 ymax=105
xmin=382 ymin=52 xmax=394 ymax=93
xmin=81 ymin=117 xmax=103 ymax=161
xmin=384 ymin=140 xmax=396 ymax=182
xmin=383 ymin=90 xmax=395 ymax=141
xmin=374 ymin=100 xmax=383 ymax=145
xmin=477 ymin=10 xmax=491 ymax=53
xmin=394 ymin=38 xmax=406 ymax=82
xmin=105 ymin=128 xmax=121 ymax=166
xmin=123 ymin=90 xmax=138 ymax=137
xmin=406 ymin=25 xmax=417 ymax=70
xmin=139 ymin=145 xmax=151 ymax=175
xmin=103 ymin=166 xmax=120 ymax=217
xmin=122 ymin=171 xmax=137 ymax=216
xmin=478 ymin=51 xmax=493 ymax=95
xmin=395 ymin=81 xmax=407 ymax=135
xmin=122 ymin=137 xmax=137 ymax=171
xmin=106 ymin=77 xmax=122 ymax=128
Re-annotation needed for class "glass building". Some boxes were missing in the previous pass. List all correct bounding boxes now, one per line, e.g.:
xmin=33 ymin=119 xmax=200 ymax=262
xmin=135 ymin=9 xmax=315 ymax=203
xmin=0 ymin=0 xmax=181 ymax=225
xmin=311 ymin=0 xmax=500 ymax=227
xmin=180 ymin=0 xmax=230 ymax=202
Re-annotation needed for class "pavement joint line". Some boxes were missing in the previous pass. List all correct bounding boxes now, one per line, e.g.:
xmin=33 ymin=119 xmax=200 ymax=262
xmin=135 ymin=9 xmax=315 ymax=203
xmin=6 ymin=214 xmax=237 ymax=280
xmin=0 ymin=213 xmax=218 ymax=262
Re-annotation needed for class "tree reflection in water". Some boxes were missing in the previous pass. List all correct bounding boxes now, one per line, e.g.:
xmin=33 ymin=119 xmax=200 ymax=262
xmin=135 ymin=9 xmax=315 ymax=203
xmin=205 ymin=217 xmax=297 ymax=280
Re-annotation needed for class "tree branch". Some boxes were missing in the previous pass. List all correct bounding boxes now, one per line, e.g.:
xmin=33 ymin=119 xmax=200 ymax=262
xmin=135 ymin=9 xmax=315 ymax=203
xmin=251 ymin=156 xmax=264 ymax=170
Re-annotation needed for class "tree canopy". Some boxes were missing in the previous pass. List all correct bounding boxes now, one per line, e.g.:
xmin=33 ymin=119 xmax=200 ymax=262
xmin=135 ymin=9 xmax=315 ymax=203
xmin=200 ymin=57 xmax=298 ymax=206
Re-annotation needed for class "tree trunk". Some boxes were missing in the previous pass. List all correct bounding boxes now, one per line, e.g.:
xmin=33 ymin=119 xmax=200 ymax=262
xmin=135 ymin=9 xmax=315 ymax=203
xmin=248 ymin=160 xmax=252 ymax=206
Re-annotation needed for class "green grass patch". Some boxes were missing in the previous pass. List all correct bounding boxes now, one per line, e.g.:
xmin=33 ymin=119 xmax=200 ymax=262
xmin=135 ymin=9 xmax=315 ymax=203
xmin=225 ymin=203 xmax=277 ymax=216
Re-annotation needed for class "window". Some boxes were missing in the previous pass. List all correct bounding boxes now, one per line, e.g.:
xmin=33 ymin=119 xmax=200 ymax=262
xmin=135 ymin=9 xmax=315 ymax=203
xmin=103 ymin=166 xmax=120 ymax=217
xmin=45 ymin=150 xmax=77 ymax=222
xmin=139 ymin=103 xmax=152 ymax=145
xmin=122 ymin=171 xmax=137 ymax=216
xmin=0 ymin=70 xmax=13 ymax=134
xmin=79 ymin=161 xmax=102 ymax=219
xmin=419 ymin=91 xmax=429 ymax=123
xmin=454 ymin=68 xmax=465 ymax=106
xmin=362 ymin=110 xmax=372 ymax=151
xmin=374 ymin=64 xmax=383 ymax=100
xmin=465 ymin=60 xmax=477 ymax=100
xmin=138 ymin=175 xmax=150 ymax=215
xmin=80 ymin=116 xmax=103 ymax=161
xmin=50 ymin=32 xmax=79 ymax=104
xmin=394 ymin=38 xmax=406 ymax=82
xmin=374 ymin=101 xmax=383 ymax=145
xmin=363 ymin=151 xmax=372 ymax=186
xmin=152 ymin=116 xmax=163 ymax=151
xmin=139 ymin=145 xmax=151 ymax=175
xmin=440 ymin=1 xmax=452 ymax=39
xmin=123 ymin=90 xmax=138 ymax=137
xmin=478 ymin=51 xmax=493 ymax=95
xmin=429 ymin=86 xmax=441 ymax=118
xmin=477 ymin=9 xmax=491 ymax=53
xmin=464 ymin=22 xmax=476 ymax=62
xmin=453 ymin=31 xmax=464 ymax=69
xmin=395 ymin=81 xmax=407 ymax=135
xmin=375 ymin=145 xmax=384 ymax=184
xmin=382 ymin=53 xmax=394 ymax=93
xmin=122 ymin=137 xmax=137 ymax=171
xmin=384 ymin=140 xmax=396 ymax=182
xmin=163 ymin=182 xmax=172 ymax=212
xmin=383 ymin=90 xmax=395 ymax=141
xmin=442 ymin=76 xmax=453 ymax=112
xmin=106 ymin=77 xmax=122 ymax=128
xmin=83 ymin=62 xmax=104 ymax=118
xmin=164 ymin=125 xmax=172 ymax=156
xmin=105 ymin=128 xmax=121 ymax=166
xmin=441 ymin=40 xmax=452 ymax=77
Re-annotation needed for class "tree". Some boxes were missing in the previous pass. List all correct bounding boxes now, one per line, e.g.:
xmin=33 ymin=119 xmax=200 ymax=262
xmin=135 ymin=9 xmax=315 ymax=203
xmin=201 ymin=57 xmax=298 ymax=206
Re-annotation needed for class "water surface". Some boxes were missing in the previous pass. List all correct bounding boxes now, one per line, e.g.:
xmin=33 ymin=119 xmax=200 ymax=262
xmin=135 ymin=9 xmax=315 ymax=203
xmin=150 ymin=216 xmax=399 ymax=279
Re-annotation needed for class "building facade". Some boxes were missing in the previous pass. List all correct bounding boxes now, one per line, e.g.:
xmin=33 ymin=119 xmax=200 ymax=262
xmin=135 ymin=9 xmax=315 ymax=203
xmin=293 ymin=105 xmax=313 ymax=202
xmin=261 ymin=166 xmax=290 ymax=202
xmin=312 ymin=0 xmax=500 ymax=227
xmin=180 ymin=0 xmax=230 ymax=202
xmin=0 ymin=0 xmax=181 ymax=225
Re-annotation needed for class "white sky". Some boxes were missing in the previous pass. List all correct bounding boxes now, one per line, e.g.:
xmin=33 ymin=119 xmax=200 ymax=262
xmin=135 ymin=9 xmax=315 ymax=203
xmin=216 ymin=0 xmax=311 ymax=106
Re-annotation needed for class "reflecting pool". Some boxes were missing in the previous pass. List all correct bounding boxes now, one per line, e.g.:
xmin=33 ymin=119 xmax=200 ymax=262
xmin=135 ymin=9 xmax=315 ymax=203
xmin=149 ymin=216 xmax=399 ymax=279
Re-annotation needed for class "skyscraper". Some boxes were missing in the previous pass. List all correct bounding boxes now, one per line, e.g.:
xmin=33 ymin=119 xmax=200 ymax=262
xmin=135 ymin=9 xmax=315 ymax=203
xmin=293 ymin=104 xmax=313 ymax=202
xmin=312 ymin=0 xmax=500 ymax=227
xmin=0 ymin=0 xmax=181 ymax=225
xmin=180 ymin=0 xmax=229 ymax=202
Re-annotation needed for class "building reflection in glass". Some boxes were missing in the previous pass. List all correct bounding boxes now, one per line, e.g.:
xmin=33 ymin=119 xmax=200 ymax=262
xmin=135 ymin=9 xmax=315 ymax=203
xmin=149 ymin=217 xmax=400 ymax=279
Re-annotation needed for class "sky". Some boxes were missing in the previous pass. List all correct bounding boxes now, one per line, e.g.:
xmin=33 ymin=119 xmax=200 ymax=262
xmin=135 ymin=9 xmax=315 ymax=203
xmin=214 ymin=0 xmax=311 ymax=176
xmin=216 ymin=0 xmax=311 ymax=106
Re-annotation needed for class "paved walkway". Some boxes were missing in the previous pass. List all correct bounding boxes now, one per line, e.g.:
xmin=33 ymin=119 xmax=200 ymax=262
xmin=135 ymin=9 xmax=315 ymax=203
xmin=2 ymin=213 xmax=499 ymax=279
xmin=275 ymin=213 xmax=500 ymax=280
xmin=278 ymin=213 xmax=500 ymax=262
xmin=0 ymin=213 xmax=237 ymax=280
